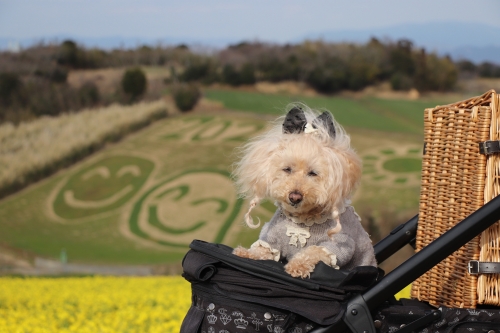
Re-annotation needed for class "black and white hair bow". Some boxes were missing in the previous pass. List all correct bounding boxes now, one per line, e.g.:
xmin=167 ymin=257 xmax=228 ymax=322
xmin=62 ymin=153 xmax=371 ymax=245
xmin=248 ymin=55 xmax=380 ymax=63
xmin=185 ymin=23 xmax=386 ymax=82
xmin=282 ymin=107 xmax=336 ymax=138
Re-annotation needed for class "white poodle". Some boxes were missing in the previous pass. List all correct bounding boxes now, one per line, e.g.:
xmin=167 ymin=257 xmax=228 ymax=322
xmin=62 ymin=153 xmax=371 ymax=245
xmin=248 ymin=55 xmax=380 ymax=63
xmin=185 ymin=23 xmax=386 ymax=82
xmin=232 ymin=105 xmax=377 ymax=278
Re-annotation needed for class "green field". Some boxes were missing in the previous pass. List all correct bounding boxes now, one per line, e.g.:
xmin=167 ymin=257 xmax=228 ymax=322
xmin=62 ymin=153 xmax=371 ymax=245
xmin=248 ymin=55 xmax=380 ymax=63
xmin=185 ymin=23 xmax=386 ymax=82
xmin=0 ymin=90 xmax=450 ymax=265
xmin=205 ymin=89 xmax=450 ymax=135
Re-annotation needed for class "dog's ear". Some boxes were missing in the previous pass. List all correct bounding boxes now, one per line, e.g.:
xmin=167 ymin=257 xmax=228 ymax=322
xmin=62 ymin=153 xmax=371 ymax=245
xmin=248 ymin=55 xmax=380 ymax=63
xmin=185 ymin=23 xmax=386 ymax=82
xmin=283 ymin=107 xmax=307 ymax=134
xmin=312 ymin=112 xmax=336 ymax=138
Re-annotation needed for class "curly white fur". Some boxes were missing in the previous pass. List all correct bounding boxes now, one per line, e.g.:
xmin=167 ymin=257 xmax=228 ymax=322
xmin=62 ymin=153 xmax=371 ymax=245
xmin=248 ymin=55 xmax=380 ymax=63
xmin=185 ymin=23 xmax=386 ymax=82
xmin=233 ymin=103 xmax=361 ymax=229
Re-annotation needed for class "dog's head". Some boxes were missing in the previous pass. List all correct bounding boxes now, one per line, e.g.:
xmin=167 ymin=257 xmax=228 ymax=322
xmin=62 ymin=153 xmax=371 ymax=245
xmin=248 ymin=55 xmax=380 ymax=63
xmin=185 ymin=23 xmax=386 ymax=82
xmin=233 ymin=104 xmax=361 ymax=228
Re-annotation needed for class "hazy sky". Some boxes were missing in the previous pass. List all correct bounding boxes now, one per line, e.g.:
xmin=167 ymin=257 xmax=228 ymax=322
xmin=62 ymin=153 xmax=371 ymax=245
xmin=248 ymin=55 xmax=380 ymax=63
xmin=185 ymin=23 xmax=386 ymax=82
xmin=1 ymin=0 xmax=500 ymax=42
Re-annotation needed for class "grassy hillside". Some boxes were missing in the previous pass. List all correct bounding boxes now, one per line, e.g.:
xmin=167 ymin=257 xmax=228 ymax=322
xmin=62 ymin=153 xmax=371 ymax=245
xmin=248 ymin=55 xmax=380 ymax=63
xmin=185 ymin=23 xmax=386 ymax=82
xmin=205 ymin=89 xmax=451 ymax=135
xmin=0 ymin=91 xmax=451 ymax=265
xmin=0 ymin=112 xmax=271 ymax=264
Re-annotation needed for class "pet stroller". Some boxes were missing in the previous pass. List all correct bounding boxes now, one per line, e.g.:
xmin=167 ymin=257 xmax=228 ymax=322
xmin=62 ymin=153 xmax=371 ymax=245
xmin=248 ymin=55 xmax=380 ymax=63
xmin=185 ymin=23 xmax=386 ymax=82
xmin=180 ymin=91 xmax=500 ymax=333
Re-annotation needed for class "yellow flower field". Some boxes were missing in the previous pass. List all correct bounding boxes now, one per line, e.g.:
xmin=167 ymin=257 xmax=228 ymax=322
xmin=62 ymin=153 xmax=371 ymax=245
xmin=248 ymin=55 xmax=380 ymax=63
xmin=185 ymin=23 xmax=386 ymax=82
xmin=0 ymin=276 xmax=191 ymax=333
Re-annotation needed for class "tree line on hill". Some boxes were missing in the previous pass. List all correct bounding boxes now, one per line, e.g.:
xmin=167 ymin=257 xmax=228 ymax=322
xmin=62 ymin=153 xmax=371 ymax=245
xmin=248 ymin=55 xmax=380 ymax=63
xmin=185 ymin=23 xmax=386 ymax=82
xmin=0 ymin=40 xmax=159 ymax=123
xmin=0 ymin=38 xmax=499 ymax=124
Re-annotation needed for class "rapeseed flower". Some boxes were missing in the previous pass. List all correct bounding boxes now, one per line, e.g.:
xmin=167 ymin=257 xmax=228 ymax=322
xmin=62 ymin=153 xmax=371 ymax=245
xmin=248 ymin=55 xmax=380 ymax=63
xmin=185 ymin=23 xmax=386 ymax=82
xmin=0 ymin=276 xmax=191 ymax=333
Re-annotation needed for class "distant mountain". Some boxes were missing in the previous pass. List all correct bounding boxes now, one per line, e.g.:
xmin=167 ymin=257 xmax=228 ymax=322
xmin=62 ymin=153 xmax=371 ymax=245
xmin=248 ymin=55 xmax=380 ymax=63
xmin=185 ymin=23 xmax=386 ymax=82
xmin=442 ymin=45 xmax=500 ymax=64
xmin=1 ymin=21 xmax=499 ymax=64
xmin=304 ymin=21 xmax=500 ymax=64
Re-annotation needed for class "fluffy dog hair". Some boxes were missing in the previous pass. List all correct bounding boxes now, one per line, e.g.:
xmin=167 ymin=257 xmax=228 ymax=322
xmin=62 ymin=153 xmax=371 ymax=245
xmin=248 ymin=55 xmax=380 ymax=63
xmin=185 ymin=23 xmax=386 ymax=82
xmin=232 ymin=104 xmax=376 ymax=278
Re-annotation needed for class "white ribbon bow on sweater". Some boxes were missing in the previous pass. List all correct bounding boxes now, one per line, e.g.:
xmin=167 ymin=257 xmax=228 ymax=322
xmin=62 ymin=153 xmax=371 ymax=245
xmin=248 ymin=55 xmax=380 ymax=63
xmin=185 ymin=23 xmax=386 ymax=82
xmin=286 ymin=225 xmax=311 ymax=247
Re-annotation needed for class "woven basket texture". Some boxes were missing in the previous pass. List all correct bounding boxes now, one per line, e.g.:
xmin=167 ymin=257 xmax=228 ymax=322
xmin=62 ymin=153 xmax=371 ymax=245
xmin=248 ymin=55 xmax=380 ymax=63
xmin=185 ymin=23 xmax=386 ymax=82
xmin=411 ymin=90 xmax=500 ymax=308
xmin=478 ymin=91 xmax=500 ymax=306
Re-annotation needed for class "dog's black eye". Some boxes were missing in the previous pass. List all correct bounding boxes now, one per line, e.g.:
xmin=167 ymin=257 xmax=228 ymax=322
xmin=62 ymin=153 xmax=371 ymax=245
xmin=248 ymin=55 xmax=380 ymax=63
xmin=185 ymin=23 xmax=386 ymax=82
xmin=308 ymin=171 xmax=318 ymax=177
xmin=283 ymin=167 xmax=292 ymax=174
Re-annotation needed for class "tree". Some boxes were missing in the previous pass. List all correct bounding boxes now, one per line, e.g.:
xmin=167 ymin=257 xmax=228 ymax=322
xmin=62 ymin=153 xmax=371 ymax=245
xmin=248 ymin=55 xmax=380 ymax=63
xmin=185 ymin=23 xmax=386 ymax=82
xmin=172 ymin=83 xmax=201 ymax=112
xmin=0 ymin=72 xmax=22 ymax=106
xmin=121 ymin=68 xmax=147 ymax=100
xmin=57 ymin=40 xmax=80 ymax=67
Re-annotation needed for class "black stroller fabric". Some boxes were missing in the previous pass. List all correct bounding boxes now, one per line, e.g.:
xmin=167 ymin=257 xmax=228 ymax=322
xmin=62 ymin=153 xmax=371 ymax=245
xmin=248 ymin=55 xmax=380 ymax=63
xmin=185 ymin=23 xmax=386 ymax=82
xmin=180 ymin=240 xmax=381 ymax=333
xmin=373 ymin=298 xmax=500 ymax=333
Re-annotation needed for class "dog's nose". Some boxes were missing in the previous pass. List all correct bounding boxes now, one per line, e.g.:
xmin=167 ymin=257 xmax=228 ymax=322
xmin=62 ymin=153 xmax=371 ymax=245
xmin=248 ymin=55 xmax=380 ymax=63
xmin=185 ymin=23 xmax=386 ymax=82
xmin=289 ymin=191 xmax=303 ymax=205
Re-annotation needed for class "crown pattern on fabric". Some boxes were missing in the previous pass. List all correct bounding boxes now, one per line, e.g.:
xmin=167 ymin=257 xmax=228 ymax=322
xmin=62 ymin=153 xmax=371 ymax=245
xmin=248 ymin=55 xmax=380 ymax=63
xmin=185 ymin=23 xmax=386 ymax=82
xmin=207 ymin=313 xmax=217 ymax=325
xmin=467 ymin=309 xmax=481 ymax=316
xmin=206 ymin=304 xmax=217 ymax=324
xmin=274 ymin=326 xmax=285 ymax=333
xmin=232 ymin=311 xmax=249 ymax=329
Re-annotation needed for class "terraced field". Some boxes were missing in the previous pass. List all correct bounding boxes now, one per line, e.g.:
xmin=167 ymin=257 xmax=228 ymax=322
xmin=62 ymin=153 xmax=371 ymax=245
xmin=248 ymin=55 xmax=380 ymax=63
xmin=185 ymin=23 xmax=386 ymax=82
xmin=0 ymin=91 xmax=450 ymax=265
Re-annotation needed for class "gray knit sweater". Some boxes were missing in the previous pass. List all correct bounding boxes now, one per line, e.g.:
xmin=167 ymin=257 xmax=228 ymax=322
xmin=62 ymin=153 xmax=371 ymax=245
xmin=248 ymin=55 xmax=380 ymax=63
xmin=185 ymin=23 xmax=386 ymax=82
xmin=256 ymin=206 xmax=377 ymax=270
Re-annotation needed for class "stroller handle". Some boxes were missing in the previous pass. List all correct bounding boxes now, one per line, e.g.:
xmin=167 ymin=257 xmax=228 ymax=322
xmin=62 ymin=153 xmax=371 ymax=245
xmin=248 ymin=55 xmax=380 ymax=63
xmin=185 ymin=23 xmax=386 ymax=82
xmin=373 ymin=214 xmax=418 ymax=264
xmin=315 ymin=194 xmax=500 ymax=333
xmin=364 ymin=192 xmax=500 ymax=310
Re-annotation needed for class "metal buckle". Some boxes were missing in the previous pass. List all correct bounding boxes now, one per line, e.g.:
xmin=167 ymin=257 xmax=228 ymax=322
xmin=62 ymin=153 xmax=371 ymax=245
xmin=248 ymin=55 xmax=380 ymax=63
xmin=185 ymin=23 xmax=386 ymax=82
xmin=468 ymin=260 xmax=479 ymax=274
xmin=480 ymin=142 xmax=488 ymax=154
xmin=479 ymin=140 xmax=500 ymax=155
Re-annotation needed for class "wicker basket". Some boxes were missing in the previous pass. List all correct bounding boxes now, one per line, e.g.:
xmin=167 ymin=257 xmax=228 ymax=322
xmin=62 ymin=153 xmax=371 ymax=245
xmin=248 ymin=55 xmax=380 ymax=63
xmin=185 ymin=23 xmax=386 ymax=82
xmin=411 ymin=90 xmax=500 ymax=308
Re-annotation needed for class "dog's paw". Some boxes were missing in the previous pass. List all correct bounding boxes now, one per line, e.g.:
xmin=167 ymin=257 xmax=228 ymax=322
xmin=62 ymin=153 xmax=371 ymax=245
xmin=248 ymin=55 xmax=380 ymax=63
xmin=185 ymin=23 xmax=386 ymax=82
xmin=232 ymin=246 xmax=253 ymax=258
xmin=284 ymin=246 xmax=336 ymax=278
xmin=233 ymin=246 xmax=277 ymax=260
xmin=284 ymin=260 xmax=316 ymax=279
